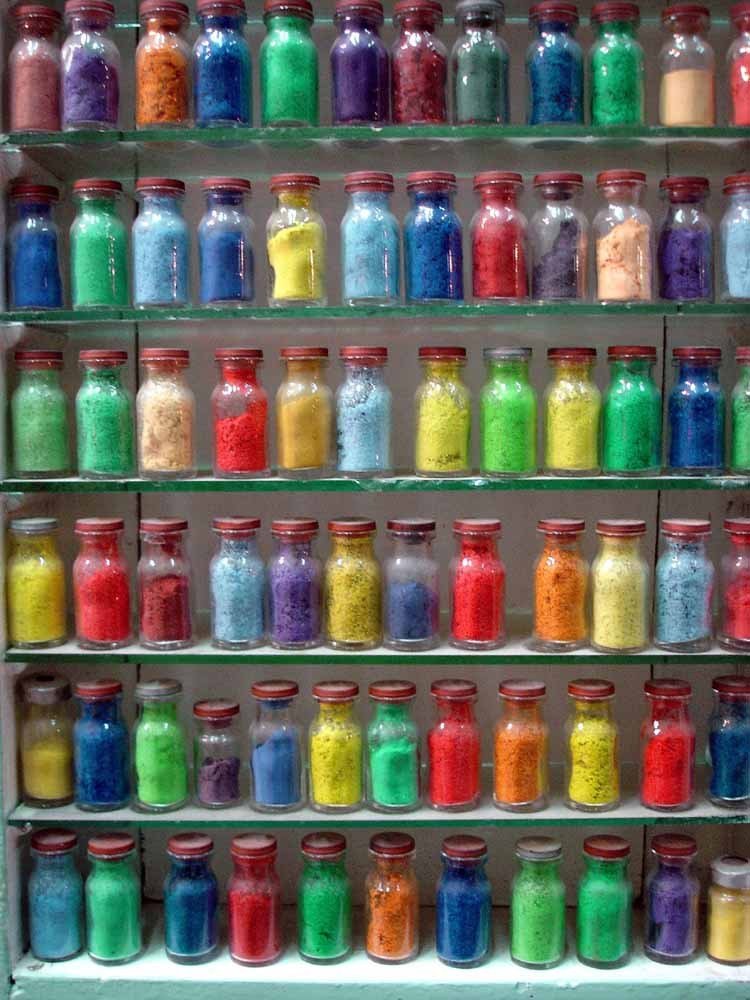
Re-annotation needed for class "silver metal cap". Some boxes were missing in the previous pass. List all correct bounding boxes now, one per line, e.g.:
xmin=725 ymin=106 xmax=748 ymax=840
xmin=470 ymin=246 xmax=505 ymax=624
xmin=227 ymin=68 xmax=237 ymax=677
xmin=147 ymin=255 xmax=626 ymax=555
xmin=516 ymin=835 xmax=562 ymax=861
xmin=10 ymin=517 xmax=58 ymax=534
xmin=22 ymin=673 xmax=71 ymax=705
xmin=135 ymin=678 xmax=182 ymax=701
xmin=712 ymin=855 xmax=750 ymax=890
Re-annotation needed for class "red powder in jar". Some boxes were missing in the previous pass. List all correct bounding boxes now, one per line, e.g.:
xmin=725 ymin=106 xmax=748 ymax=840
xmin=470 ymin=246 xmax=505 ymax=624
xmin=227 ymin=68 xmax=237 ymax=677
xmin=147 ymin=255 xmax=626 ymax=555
xmin=724 ymin=571 xmax=750 ymax=641
xmin=428 ymin=716 xmax=481 ymax=808
xmin=731 ymin=53 xmax=750 ymax=126
xmin=140 ymin=573 xmax=191 ymax=643
xmin=641 ymin=730 xmax=695 ymax=809
xmin=214 ymin=398 xmax=268 ymax=474
xmin=74 ymin=564 xmax=131 ymax=643
xmin=391 ymin=45 xmax=447 ymax=124
xmin=472 ymin=217 xmax=527 ymax=299
xmin=451 ymin=556 xmax=505 ymax=643
xmin=10 ymin=55 xmax=60 ymax=131
xmin=228 ymin=885 xmax=282 ymax=964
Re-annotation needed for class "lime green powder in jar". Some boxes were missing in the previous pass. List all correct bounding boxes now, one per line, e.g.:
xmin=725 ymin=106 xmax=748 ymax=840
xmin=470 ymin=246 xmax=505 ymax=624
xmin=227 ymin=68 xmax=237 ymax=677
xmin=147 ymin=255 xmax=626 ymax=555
xmin=133 ymin=679 xmax=189 ymax=811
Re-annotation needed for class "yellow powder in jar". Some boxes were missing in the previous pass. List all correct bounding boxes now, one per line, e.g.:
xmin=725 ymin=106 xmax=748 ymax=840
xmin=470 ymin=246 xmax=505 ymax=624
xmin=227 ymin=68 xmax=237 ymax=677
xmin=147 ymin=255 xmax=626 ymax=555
xmin=324 ymin=538 xmax=381 ymax=646
xmin=309 ymin=703 xmax=363 ymax=807
xmin=7 ymin=540 xmax=66 ymax=645
xmin=276 ymin=390 xmax=332 ymax=471
xmin=596 ymin=217 xmax=652 ymax=301
xmin=567 ymin=711 xmax=619 ymax=807
xmin=22 ymin=735 xmax=73 ymax=802
xmin=415 ymin=385 xmax=471 ymax=474
xmin=592 ymin=540 xmax=648 ymax=650
xmin=268 ymin=221 xmax=326 ymax=302
xmin=708 ymin=884 xmax=750 ymax=964
xmin=138 ymin=387 xmax=194 ymax=473
xmin=544 ymin=372 xmax=601 ymax=472
xmin=659 ymin=68 xmax=715 ymax=126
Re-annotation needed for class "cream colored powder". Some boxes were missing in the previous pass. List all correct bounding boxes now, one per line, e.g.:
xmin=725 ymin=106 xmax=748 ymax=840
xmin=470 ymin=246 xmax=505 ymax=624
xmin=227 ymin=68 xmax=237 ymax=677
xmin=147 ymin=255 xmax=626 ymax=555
xmin=659 ymin=68 xmax=715 ymax=126
xmin=137 ymin=380 xmax=195 ymax=473
xmin=596 ymin=217 xmax=652 ymax=301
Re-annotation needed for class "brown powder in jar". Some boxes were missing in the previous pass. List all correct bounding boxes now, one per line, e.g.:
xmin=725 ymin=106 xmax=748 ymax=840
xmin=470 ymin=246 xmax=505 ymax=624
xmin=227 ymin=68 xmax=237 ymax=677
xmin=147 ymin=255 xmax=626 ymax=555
xmin=138 ymin=388 xmax=194 ymax=472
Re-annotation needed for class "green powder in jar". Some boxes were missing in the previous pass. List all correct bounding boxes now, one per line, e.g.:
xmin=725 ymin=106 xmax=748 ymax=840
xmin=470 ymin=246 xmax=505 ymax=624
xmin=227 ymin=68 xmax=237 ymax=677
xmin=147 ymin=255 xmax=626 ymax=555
xmin=86 ymin=847 xmax=141 ymax=963
xmin=480 ymin=350 xmax=537 ymax=475
xmin=510 ymin=843 xmax=566 ymax=967
xmin=11 ymin=364 xmax=69 ymax=475
xmin=134 ymin=701 xmax=188 ymax=810
xmin=71 ymin=192 xmax=128 ymax=308
xmin=76 ymin=358 xmax=134 ymax=477
xmin=298 ymin=849 xmax=352 ymax=961
xmin=576 ymin=845 xmax=632 ymax=967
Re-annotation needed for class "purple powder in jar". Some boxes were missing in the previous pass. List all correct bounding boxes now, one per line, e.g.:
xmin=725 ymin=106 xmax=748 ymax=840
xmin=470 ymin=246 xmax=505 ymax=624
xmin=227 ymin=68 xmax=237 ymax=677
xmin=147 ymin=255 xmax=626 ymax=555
xmin=645 ymin=863 xmax=698 ymax=959
xmin=268 ymin=554 xmax=321 ymax=646
xmin=198 ymin=755 xmax=240 ymax=804
xmin=532 ymin=218 xmax=582 ymax=300
xmin=63 ymin=46 xmax=119 ymax=126
xmin=657 ymin=226 xmax=712 ymax=301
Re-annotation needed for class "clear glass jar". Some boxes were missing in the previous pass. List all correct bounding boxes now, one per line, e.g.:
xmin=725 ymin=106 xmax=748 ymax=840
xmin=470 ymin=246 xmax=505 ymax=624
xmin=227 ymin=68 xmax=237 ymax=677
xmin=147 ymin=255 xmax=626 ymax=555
xmin=565 ymin=678 xmax=619 ymax=812
xmin=721 ymin=173 xmax=750 ymax=301
xmin=576 ymin=835 xmax=632 ymax=969
xmin=450 ymin=518 xmax=505 ymax=648
xmin=544 ymin=347 xmax=600 ymax=474
xmin=324 ymin=518 xmax=381 ymax=650
xmin=73 ymin=517 xmax=131 ymax=649
xmin=719 ymin=517 xmax=750 ymax=650
xmin=594 ymin=170 xmax=653 ymax=302
xmin=336 ymin=346 xmax=392 ymax=475
xmin=21 ymin=673 xmax=73 ymax=807
xmin=732 ymin=347 xmax=750 ymax=472
xmin=331 ymin=0 xmax=389 ymax=124
xmin=7 ymin=518 xmax=67 ymax=648
xmin=659 ymin=3 xmax=714 ymax=126
xmin=472 ymin=173 xmax=527 ymax=302
xmin=199 ymin=178 xmax=254 ymax=305
xmin=494 ymin=679 xmax=548 ymax=812
xmin=7 ymin=182 xmax=63 ymax=310
xmin=657 ymin=175 xmax=713 ymax=302
xmin=428 ymin=678 xmax=481 ymax=810
xmin=11 ymin=350 xmax=68 ymax=476
xmin=78 ymin=187 xmax=125 ymax=309
xmin=404 ymin=172 xmax=463 ymax=302
xmin=589 ymin=1 xmax=644 ymax=125
xmin=194 ymin=0 xmax=251 ymax=127
xmin=532 ymin=518 xmax=588 ymax=651
xmin=384 ymin=518 xmax=440 ymax=650
xmin=391 ymin=0 xmax=447 ymax=124
xmin=62 ymin=0 xmax=119 ymax=130
xmin=510 ymin=836 xmax=565 ymax=968
xmin=730 ymin=3 xmax=750 ymax=126
xmin=136 ymin=0 xmax=191 ymax=127
xmin=276 ymin=346 xmax=332 ymax=475
xmin=530 ymin=172 xmax=588 ymax=300
xmin=249 ymin=679 xmax=304 ymax=811
xmin=341 ymin=173 xmax=400 ymax=306
xmin=365 ymin=833 xmax=419 ymax=963
xmin=132 ymin=178 xmax=190 ymax=307
xmin=309 ymin=680 xmax=363 ymax=812
xmin=137 ymin=348 xmax=196 ymax=478
xmin=267 ymin=173 xmax=326 ymax=305
xmin=644 ymin=834 xmax=699 ymax=963
xmin=591 ymin=519 xmax=649 ymax=652
xmin=73 ymin=679 xmax=130 ymax=811
xmin=134 ymin=678 xmax=189 ymax=811
xmin=707 ymin=856 xmax=750 ymax=965
xmin=298 ymin=832 xmax=352 ymax=963
xmin=193 ymin=699 xmax=241 ymax=808
xmin=640 ymin=678 xmax=695 ymax=811
xmin=654 ymin=518 xmax=714 ymax=651
xmin=85 ymin=834 xmax=141 ymax=964
xmin=415 ymin=346 xmax=471 ymax=475
xmin=708 ymin=675 xmax=750 ymax=807
xmin=77 ymin=349 xmax=134 ymax=477
xmin=480 ymin=347 xmax=536 ymax=476
xmin=602 ymin=345 xmax=661 ymax=475
xmin=261 ymin=0 xmax=318 ymax=126
xmin=667 ymin=345 xmax=725 ymax=473
xmin=268 ymin=518 xmax=322 ymax=648
xmin=9 ymin=4 xmax=61 ymax=131
xmin=227 ymin=834 xmax=282 ymax=965
xmin=212 ymin=348 xmax=268 ymax=477
xmin=436 ymin=835 xmax=491 ymax=967
xmin=164 ymin=834 xmax=218 ymax=963
xmin=452 ymin=0 xmax=509 ymax=124
xmin=137 ymin=518 xmax=193 ymax=649
xmin=526 ymin=1 xmax=583 ymax=125
xmin=209 ymin=516 xmax=265 ymax=648
xmin=29 ymin=830 xmax=83 ymax=962
xmin=367 ymin=680 xmax=420 ymax=811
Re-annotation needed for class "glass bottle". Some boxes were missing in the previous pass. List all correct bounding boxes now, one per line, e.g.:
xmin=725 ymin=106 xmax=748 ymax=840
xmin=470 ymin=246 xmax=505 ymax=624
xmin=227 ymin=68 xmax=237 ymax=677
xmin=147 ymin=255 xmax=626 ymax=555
xmin=137 ymin=348 xmax=196 ymax=478
xmin=7 ymin=519 xmax=67 ymax=649
xmin=659 ymin=3 xmax=714 ymax=126
xmin=529 ymin=172 xmax=588 ymax=300
xmin=62 ymin=0 xmax=119 ymax=130
xmin=576 ymin=835 xmax=632 ymax=968
xmin=707 ymin=856 xmax=750 ymax=965
xmin=276 ymin=346 xmax=332 ymax=474
xmin=331 ymin=0 xmax=389 ymax=124
xmin=70 ymin=177 xmax=127 ymax=308
xmin=721 ymin=517 xmax=750 ymax=650
xmin=729 ymin=2 xmax=750 ymax=126
xmin=324 ymin=518 xmax=381 ymax=649
xmin=591 ymin=518 xmax=649 ymax=652
xmin=199 ymin=178 xmax=254 ymax=305
xmin=227 ymin=834 xmax=282 ymax=965
xmin=589 ymin=1 xmax=644 ymax=125
xmin=132 ymin=177 xmax=189 ymax=306
xmin=193 ymin=699 xmax=242 ymax=808
xmin=415 ymin=346 xmax=471 ymax=475
xmin=11 ymin=350 xmax=68 ymax=476
xmin=336 ymin=346 xmax=392 ymax=474
xmin=138 ymin=518 xmax=193 ymax=648
xmin=261 ymin=0 xmax=318 ymax=126
xmin=164 ymin=834 xmax=218 ymax=963
xmin=708 ymin=675 xmax=750 ymax=808
xmin=210 ymin=516 xmax=265 ymax=649
xmin=667 ymin=345 xmax=725 ymax=473
xmin=480 ymin=346 xmax=536 ymax=475
xmin=654 ymin=518 xmax=714 ymax=651
xmin=544 ymin=346 xmax=600 ymax=474
xmin=658 ymin=175 xmax=713 ymax=302
xmin=85 ymin=834 xmax=141 ymax=964
xmin=640 ymin=678 xmax=695 ymax=811
xmin=341 ymin=173 xmax=400 ymax=306
xmin=721 ymin=173 xmax=750 ymax=301
xmin=472 ymin=172 xmax=528 ymax=301
xmin=367 ymin=680 xmax=420 ymax=811
xmin=644 ymin=834 xmax=699 ymax=963
xmin=308 ymin=680 xmax=363 ymax=812
xmin=73 ymin=679 xmax=130 ymax=811
xmin=212 ymin=348 xmax=268 ymax=477
xmin=404 ymin=172 xmax=463 ymax=301
xmin=436 ymin=835 xmax=491 ymax=967
xmin=427 ymin=678 xmax=481 ymax=810
xmin=384 ymin=518 xmax=440 ymax=650
xmin=601 ymin=344 xmax=661 ymax=475
xmin=135 ymin=0 xmax=190 ymax=127
xmin=365 ymin=833 xmax=419 ymax=963
xmin=526 ymin=1 xmax=583 ymax=125
xmin=494 ymin=679 xmax=548 ymax=812
xmin=298 ymin=832 xmax=352 ymax=963
xmin=267 ymin=174 xmax=326 ymax=304
xmin=532 ymin=518 xmax=588 ymax=650
xmin=193 ymin=0 xmax=251 ymax=127
xmin=564 ymin=678 xmax=619 ymax=812
xmin=77 ymin=349 xmax=134 ymax=477
xmin=20 ymin=673 xmax=73 ymax=807
xmin=452 ymin=0 xmax=509 ymax=124
xmin=391 ymin=0 xmax=447 ymax=124
xmin=73 ymin=517 xmax=131 ymax=649
xmin=7 ymin=181 xmax=63 ymax=310
xmin=29 ymin=830 xmax=83 ymax=961
xmin=594 ymin=169 xmax=653 ymax=302
xmin=9 ymin=4 xmax=61 ymax=131
xmin=134 ymin=679 xmax=189 ymax=812
xmin=267 ymin=518 xmax=322 ymax=648
xmin=249 ymin=679 xmax=304 ymax=811
xmin=450 ymin=518 xmax=505 ymax=648
xmin=510 ymin=836 xmax=565 ymax=968
xmin=732 ymin=347 xmax=750 ymax=472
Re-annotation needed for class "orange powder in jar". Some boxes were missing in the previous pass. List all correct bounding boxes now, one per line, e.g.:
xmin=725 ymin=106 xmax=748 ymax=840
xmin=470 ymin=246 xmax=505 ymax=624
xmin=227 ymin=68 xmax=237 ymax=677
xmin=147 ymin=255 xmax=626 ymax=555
xmin=533 ymin=518 xmax=588 ymax=649
xmin=494 ymin=679 xmax=548 ymax=810
xmin=365 ymin=833 xmax=419 ymax=963
xmin=136 ymin=2 xmax=190 ymax=127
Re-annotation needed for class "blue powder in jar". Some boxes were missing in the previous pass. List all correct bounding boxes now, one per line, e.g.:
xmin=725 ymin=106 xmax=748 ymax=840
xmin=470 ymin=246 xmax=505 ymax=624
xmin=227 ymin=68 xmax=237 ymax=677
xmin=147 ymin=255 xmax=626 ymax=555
xmin=251 ymin=719 xmax=302 ymax=807
xmin=386 ymin=579 xmax=439 ymax=641
xmin=435 ymin=846 xmax=492 ymax=966
xmin=132 ymin=189 xmax=190 ymax=307
xmin=336 ymin=363 xmax=392 ymax=473
xmin=723 ymin=215 xmax=750 ymax=299
xmin=654 ymin=538 xmax=714 ymax=647
xmin=209 ymin=536 xmax=265 ymax=647
xmin=708 ymin=697 xmax=750 ymax=803
xmin=668 ymin=358 xmax=725 ymax=471
xmin=164 ymin=851 xmax=219 ymax=961
xmin=404 ymin=186 xmax=463 ymax=301
xmin=193 ymin=12 xmax=251 ymax=125
xmin=199 ymin=229 xmax=253 ymax=304
xmin=74 ymin=695 xmax=131 ymax=809
xmin=8 ymin=222 xmax=63 ymax=309
xmin=29 ymin=839 xmax=84 ymax=961
xmin=341 ymin=189 xmax=400 ymax=304
xmin=526 ymin=17 xmax=583 ymax=125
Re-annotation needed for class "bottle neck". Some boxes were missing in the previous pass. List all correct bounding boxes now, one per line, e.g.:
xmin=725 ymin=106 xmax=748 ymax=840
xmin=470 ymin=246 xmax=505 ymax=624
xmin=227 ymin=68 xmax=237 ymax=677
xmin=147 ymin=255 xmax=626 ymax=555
xmin=584 ymin=856 xmax=627 ymax=878
xmin=536 ymin=18 xmax=574 ymax=37
xmin=317 ymin=701 xmax=356 ymax=723
xmin=598 ymin=536 xmax=641 ymax=558
xmin=140 ymin=701 xmax=179 ymax=722
xmin=218 ymin=361 xmax=259 ymax=386
xmin=519 ymin=857 xmax=560 ymax=876
xmin=647 ymin=696 xmax=691 ymax=723
xmin=595 ymin=19 xmax=635 ymax=39
xmin=304 ymin=854 xmax=345 ymax=874
xmin=391 ymin=534 xmax=432 ymax=557
xmin=397 ymin=12 xmax=437 ymax=31
xmin=232 ymin=855 xmax=276 ymax=878
xmin=487 ymin=359 xmax=529 ymax=381
xmin=77 ymin=196 xmax=118 ymax=217
xmin=26 ymin=701 xmax=67 ymax=720
xmin=373 ymin=854 xmax=412 ymax=874
xmin=199 ymin=12 xmax=244 ymax=31
xmin=412 ymin=190 xmax=452 ymax=210
xmin=435 ymin=699 xmax=475 ymax=723
xmin=501 ymin=699 xmax=542 ymax=723
xmin=676 ymin=360 xmax=719 ymax=381
xmin=372 ymin=701 xmax=412 ymax=725
xmin=205 ymin=191 xmax=245 ymax=211
xmin=423 ymin=360 xmax=463 ymax=381
xmin=18 ymin=368 xmax=60 ymax=386
xmin=79 ymin=697 xmax=120 ymax=723
xmin=142 ymin=536 xmax=186 ymax=560
xmin=143 ymin=363 xmax=188 ymax=384
xmin=276 ymin=189 xmax=315 ymax=210
xmin=284 ymin=359 xmax=323 ymax=379
xmin=655 ymin=856 xmax=692 ymax=875
xmin=552 ymin=361 xmax=593 ymax=382
xmin=267 ymin=13 xmax=311 ymax=34
xmin=34 ymin=852 xmax=77 ymax=872
xmin=459 ymin=11 xmax=498 ymax=31
xmin=349 ymin=190 xmax=390 ymax=209
xmin=170 ymin=856 xmax=212 ymax=877
xmin=218 ymin=534 xmax=259 ymax=557
xmin=90 ymin=854 xmax=132 ymax=874
xmin=139 ymin=193 xmax=184 ymax=215
xmin=13 ymin=200 xmax=54 ymax=220
xmin=541 ymin=534 xmax=581 ymax=556
xmin=337 ymin=12 xmax=379 ymax=32
xmin=443 ymin=855 xmax=487 ymax=874
xmin=256 ymin=698 xmax=295 ymax=724
xmin=82 ymin=365 xmax=125 ymax=388
xmin=458 ymin=535 xmax=498 ymax=558
xmin=662 ymin=535 xmax=706 ymax=557
xmin=609 ymin=359 xmax=653 ymax=379
xmin=714 ymin=694 xmax=750 ymax=719
xmin=275 ymin=537 xmax=313 ymax=558
xmin=11 ymin=532 xmax=58 ymax=558
xmin=78 ymin=534 xmax=121 ymax=558
xmin=601 ymin=184 xmax=644 ymax=207
xmin=143 ymin=13 xmax=185 ymax=33
xmin=571 ymin=698 xmax=612 ymax=720
xmin=344 ymin=363 xmax=385 ymax=384
xmin=330 ymin=535 xmax=375 ymax=558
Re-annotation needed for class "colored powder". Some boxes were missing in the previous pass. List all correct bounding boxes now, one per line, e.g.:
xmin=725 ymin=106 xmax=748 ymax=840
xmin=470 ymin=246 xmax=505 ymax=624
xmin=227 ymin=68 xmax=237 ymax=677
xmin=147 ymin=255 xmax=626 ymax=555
xmin=655 ymin=539 xmax=713 ymax=646
xmin=268 ymin=222 xmax=326 ymax=303
xmin=590 ymin=23 xmax=644 ymax=125
xmin=309 ymin=703 xmax=363 ymax=808
xmin=526 ymin=23 xmax=583 ymax=124
xmin=601 ymin=362 xmax=661 ymax=474
xmin=511 ymin=860 xmax=566 ymax=966
xmin=480 ymin=361 xmax=536 ymax=475
xmin=428 ymin=709 xmax=481 ymax=808
xmin=567 ymin=712 xmax=619 ymax=808
xmin=341 ymin=191 xmax=400 ymax=304
xmin=436 ymin=860 xmax=491 ymax=965
xmin=8 ymin=213 xmax=63 ymax=309
xmin=596 ymin=217 xmax=652 ymax=301
xmin=136 ymin=44 xmax=189 ymax=126
xmin=534 ymin=543 xmax=587 ymax=645
xmin=268 ymin=549 xmax=321 ymax=646
xmin=723 ymin=213 xmax=750 ymax=299
xmin=576 ymin=859 xmax=632 ymax=966
xmin=365 ymin=865 xmax=419 ymax=961
xmin=330 ymin=14 xmax=389 ymax=124
xmin=544 ymin=369 xmax=600 ymax=472
xmin=134 ymin=702 xmax=188 ymax=809
xmin=86 ymin=858 xmax=141 ymax=962
xmin=74 ymin=699 xmax=130 ymax=809
xmin=708 ymin=883 xmax=750 ymax=963
xmin=709 ymin=699 xmax=750 ymax=802
xmin=659 ymin=68 xmax=715 ymax=126
xmin=29 ymin=855 xmax=83 ymax=961
xmin=386 ymin=580 xmax=439 ymax=642
xmin=132 ymin=197 xmax=189 ymax=306
xmin=451 ymin=545 xmax=505 ymax=644
xmin=194 ymin=15 xmax=251 ymax=126
xmin=251 ymin=724 xmax=302 ymax=807
xmin=10 ymin=48 xmax=60 ymax=131
xmin=23 ymin=735 xmax=73 ymax=803
xmin=731 ymin=51 xmax=750 ymax=125
xmin=732 ymin=369 xmax=750 ymax=471
xmin=472 ymin=215 xmax=527 ymax=300
xmin=646 ymin=863 xmax=698 ymax=959
xmin=392 ymin=29 xmax=447 ymax=124
xmin=452 ymin=28 xmax=508 ymax=124
xmin=7 ymin=534 xmax=66 ymax=646
xmin=260 ymin=14 xmax=318 ymax=125
xmin=199 ymin=227 xmax=254 ymax=305
xmin=74 ymin=562 xmax=131 ymax=645
xmin=336 ymin=367 xmax=392 ymax=473
xmin=494 ymin=717 xmax=547 ymax=807
xmin=298 ymin=857 xmax=351 ymax=961
xmin=531 ymin=218 xmax=584 ymax=299
xmin=76 ymin=367 xmax=134 ymax=477
xmin=228 ymin=866 xmax=281 ymax=964
xmin=368 ymin=703 xmax=420 ymax=809
xmin=197 ymin=755 xmax=240 ymax=805
xmin=276 ymin=389 xmax=331 ymax=471
xmin=215 ymin=403 xmax=267 ymax=474
xmin=404 ymin=195 xmax=463 ymax=301
xmin=658 ymin=225 xmax=712 ymax=301
xmin=668 ymin=363 xmax=725 ymax=470
xmin=165 ymin=859 xmax=218 ymax=959
xmin=642 ymin=729 xmax=694 ymax=808
xmin=63 ymin=45 xmax=119 ymax=127
xmin=324 ymin=538 xmax=381 ymax=647
xmin=140 ymin=574 xmax=192 ymax=644
xmin=138 ymin=383 xmax=195 ymax=475
xmin=415 ymin=374 xmax=471 ymax=474
xmin=724 ymin=570 xmax=750 ymax=643
xmin=591 ymin=540 xmax=648 ymax=650
xmin=11 ymin=371 xmax=69 ymax=474
xmin=210 ymin=539 xmax=265 ymax=646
